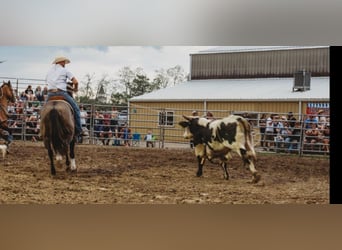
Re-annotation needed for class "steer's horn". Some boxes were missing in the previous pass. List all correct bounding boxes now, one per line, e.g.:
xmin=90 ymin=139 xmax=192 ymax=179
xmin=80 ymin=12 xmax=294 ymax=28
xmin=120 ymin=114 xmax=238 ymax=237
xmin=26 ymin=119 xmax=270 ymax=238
xmin=183 ymin=115 xmax=192 ymax=121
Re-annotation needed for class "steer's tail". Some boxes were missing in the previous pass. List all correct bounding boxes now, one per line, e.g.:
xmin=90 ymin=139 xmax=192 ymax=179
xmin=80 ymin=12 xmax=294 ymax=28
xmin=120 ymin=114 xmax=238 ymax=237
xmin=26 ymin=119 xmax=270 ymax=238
xmin=238 ymin=117 xmax=257 ymax=161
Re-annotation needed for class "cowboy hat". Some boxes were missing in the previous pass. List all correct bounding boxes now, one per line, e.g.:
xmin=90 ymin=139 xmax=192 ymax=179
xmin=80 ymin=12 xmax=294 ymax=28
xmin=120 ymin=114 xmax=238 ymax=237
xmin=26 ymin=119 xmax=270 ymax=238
xmin=52 ymin=56 xmax=70 ymax=64
xmin=317 ymin=109 xmax=324 ymax=114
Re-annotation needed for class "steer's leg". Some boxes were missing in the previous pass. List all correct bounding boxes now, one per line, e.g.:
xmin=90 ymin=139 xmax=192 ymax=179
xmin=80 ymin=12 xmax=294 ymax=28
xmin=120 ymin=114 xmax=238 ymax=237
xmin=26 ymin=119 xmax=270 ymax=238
xmin=196 ymin=156 xmax=205 ymax=177
xmin=240 ymin=148 xmax=261 ymax=183
xmin=195 ymin=144 xmax=206 ymax=177
xmin=220 ymin=161 xmax=229 ymax=180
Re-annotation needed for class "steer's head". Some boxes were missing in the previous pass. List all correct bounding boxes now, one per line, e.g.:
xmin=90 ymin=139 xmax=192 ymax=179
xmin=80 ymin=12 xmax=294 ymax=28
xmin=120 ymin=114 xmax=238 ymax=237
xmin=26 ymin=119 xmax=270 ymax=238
xmin=179 ymin=115 xmax=209 ymax=139
xmin=179 ymin=115 xmax=196 ymax=139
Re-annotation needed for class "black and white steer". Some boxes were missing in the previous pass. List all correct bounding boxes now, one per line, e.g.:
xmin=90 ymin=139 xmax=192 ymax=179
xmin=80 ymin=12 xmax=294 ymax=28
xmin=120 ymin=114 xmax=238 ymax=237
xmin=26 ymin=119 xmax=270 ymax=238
xmin=179 ymin=115 xmax=261 ymax=183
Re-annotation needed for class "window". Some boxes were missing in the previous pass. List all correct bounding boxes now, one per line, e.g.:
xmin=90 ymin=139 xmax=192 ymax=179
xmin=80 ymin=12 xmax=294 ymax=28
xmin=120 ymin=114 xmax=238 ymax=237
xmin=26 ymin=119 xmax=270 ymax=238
xmin=158 ymin=111 xmax=174 ymax=126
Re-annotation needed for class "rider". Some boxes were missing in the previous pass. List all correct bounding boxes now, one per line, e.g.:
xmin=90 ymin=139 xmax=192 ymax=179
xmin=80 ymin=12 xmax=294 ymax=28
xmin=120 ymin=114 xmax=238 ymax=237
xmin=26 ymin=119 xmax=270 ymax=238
xmin=45 ymin=56 xmax=82 ymax=136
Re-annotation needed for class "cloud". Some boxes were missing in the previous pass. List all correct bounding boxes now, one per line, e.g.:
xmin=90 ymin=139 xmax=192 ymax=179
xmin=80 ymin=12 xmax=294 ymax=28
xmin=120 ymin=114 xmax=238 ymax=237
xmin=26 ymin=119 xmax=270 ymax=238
xmin=0 ymin=46 xmax=215 ymax=83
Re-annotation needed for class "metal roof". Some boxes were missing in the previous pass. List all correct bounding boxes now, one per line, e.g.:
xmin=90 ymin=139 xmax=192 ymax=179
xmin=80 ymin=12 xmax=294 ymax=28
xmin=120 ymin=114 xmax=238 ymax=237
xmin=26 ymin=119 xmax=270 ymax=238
xmin=194 ymin=46 xmax=329 ymax=55
xmin=130 ymin=77 xmax=329 ymax=102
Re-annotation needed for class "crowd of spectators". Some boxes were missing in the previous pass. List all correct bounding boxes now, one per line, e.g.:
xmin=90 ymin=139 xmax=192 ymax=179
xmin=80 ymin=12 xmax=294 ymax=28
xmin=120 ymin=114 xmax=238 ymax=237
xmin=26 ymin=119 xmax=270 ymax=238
xmin=259 ymin=110 xmax=330 ymax=154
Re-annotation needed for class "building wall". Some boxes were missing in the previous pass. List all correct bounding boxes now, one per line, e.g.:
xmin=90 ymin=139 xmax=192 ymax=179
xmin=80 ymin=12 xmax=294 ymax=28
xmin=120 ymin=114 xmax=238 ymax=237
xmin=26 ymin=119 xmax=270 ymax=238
xmin=190 ymin=47 xmax=329 ymax=80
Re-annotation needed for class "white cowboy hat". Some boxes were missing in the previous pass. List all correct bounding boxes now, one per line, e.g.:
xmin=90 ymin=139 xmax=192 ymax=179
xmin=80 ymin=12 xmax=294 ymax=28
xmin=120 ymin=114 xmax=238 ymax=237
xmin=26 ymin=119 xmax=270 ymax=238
xmin=52 ymin=56 xmax=71 ymax=64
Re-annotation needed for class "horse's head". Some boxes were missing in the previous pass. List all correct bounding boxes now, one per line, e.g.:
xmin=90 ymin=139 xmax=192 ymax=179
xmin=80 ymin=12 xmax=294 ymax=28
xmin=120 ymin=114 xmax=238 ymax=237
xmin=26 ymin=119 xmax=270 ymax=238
xmin=1 ymin=81 xmax=16 ymax=103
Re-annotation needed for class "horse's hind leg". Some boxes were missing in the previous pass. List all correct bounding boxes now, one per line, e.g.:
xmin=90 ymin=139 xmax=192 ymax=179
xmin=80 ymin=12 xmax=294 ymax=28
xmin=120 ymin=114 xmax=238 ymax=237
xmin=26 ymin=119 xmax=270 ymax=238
xmin=67 ymin=139 xmax=77 ymax=172
xmin=47 ymin=146 xmax=56 ymax=175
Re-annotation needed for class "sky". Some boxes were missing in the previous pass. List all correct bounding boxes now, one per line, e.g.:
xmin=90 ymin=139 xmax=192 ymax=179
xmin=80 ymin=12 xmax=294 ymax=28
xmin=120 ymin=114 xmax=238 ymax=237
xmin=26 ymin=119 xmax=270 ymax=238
xmin=0 ymin=46 xmax=215 ymax=83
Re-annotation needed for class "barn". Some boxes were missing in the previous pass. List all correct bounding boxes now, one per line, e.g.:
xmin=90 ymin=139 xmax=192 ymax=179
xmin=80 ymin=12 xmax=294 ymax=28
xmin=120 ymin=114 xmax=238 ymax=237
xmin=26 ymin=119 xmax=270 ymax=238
xmin=128 ymin=46 xmax=330 ymax=144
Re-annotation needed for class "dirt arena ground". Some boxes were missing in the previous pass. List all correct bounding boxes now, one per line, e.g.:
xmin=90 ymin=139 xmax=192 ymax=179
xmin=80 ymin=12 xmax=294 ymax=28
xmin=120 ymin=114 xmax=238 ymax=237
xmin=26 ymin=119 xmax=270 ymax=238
xmin=0 ymin=141 xmax=329 ymax=204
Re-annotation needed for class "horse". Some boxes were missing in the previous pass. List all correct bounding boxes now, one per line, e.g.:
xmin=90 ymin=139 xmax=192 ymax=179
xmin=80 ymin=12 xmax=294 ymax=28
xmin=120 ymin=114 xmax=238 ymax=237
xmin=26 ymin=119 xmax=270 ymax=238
xmin=0 ymin=81 xmax=16 ymax=149
xmin=40 ymin=99 xmax=77 ymax=175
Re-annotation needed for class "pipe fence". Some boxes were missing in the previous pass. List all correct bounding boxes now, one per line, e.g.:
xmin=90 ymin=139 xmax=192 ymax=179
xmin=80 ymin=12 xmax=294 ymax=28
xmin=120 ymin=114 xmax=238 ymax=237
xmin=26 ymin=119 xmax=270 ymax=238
xmin=5 ymin=100 xmax=330 ymax=157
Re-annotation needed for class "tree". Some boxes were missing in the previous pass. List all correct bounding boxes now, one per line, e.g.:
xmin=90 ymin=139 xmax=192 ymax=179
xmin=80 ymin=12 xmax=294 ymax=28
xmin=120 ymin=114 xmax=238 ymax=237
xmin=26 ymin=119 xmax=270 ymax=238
xmin=110 ymin=92 xmax=127 ymax=105
xmin=118 ymin=66 xmax=135 ymax=97
xmin=167 ymin=65 xmax=187 ymax=86
xmin=153 ymin=68 xmax=170 ymax=89
xmin=116 ymin=66 xmax=149 ymax=103
xmin=77 ymin=73 xmax=95 ymax=103
xmin=130 ymin=74 xmax=151 ymax=97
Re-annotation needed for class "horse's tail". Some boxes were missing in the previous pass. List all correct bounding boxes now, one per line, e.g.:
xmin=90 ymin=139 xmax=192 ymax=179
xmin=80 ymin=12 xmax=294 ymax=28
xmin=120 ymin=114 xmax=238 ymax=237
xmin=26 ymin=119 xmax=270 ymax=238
xmin=49 ymin=107 xmax=70 ymax=156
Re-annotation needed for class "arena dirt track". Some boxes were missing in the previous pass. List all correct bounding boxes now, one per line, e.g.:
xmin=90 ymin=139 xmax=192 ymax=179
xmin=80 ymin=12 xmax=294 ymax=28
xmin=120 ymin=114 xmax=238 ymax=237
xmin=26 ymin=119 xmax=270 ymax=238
xmin=0 ymin=141 xmax=329 ymax=204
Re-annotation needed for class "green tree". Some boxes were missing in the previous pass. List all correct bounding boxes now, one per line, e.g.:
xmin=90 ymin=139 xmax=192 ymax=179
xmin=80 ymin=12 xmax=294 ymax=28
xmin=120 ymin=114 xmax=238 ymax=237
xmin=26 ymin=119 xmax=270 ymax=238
xmin=130 ymin=74 xmax=151 ymax=97
xmin=110 ymin=92 xmax=128 ymax=105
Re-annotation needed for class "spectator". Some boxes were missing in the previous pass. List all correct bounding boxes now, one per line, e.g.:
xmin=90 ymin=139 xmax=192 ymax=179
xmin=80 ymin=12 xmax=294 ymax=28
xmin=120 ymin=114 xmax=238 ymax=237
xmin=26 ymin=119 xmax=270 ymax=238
xmin=120 ymin=123 xmax=132 ymax=147
xmin=287 ymin=111 xmax=297 ymax=127
xmin=19 ymin=91 xmax=27 ymax=101
xmin=144 ymin=130 xmax=155 ymax=148
xmin=304 ymin=122 xmax=320 ymax=151
xmin=264 ymin=114 xmax=277 ymax=151
xmin=304 ymin=114 xmax=318 ymax=129
xmin=93 ymin=111 xmax=104 ymax=139
xmin=273 ymin=116 xmax=285 ymax=152
xmin=78 ymin=105 xmax=89 ymax=143
xmin=35 ymin=85 xmax=44 ymax=102
xmin=79 ymin=105 xmax=88 ymax=128
xmin=24 ymin=85 xmax=35 ymax=101
xmin=277 ymin=121 xmax=292 ymax=151
xmin=100 ymin=118 xmax=113 ymax=145
xmin=42 ymin=85 xmax=48 ymax=102
xmin=112 ymin=126 xmax=122 ymax=146
xmin=319 ymin=124 xmax=330 ymax=154
xmin=25 ymin=112 xmax=40 ymax=142
xmin=206 ymin=111 xmax=215 ymax=120
xmin=110 ymin=108 xmax=119 ymax=128
xmin=316 ymin=109 xmax=327 ymax=129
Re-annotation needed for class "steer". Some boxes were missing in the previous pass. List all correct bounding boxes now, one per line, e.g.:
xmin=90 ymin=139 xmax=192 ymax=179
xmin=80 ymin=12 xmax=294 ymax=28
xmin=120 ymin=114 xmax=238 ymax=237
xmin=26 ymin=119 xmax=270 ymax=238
xmin=179 ymin=114 xmax=261 ymax=183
